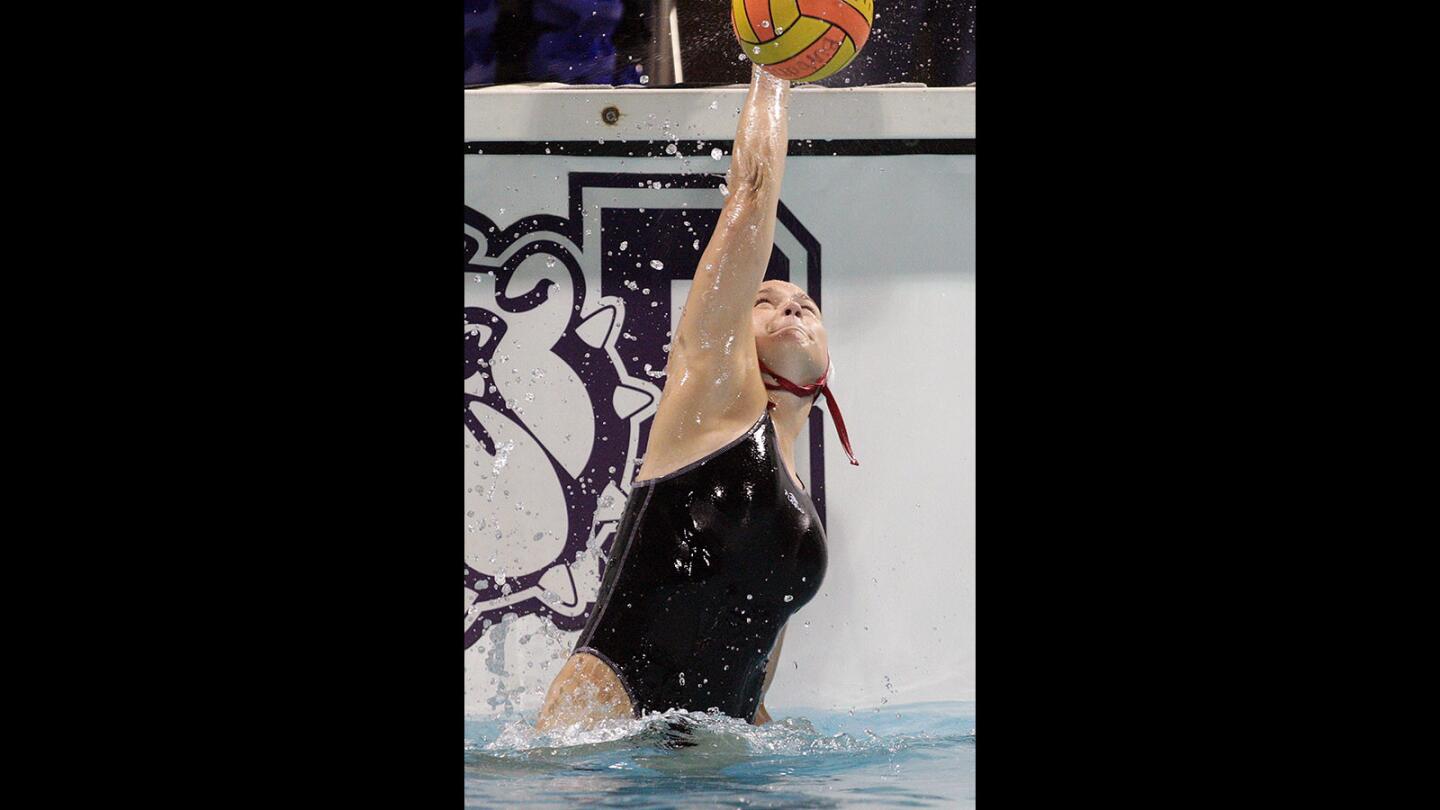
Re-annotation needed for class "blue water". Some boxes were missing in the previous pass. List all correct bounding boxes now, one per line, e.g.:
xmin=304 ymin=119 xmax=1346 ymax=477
xmin=465 ymin=700 xmax=974 ymax=808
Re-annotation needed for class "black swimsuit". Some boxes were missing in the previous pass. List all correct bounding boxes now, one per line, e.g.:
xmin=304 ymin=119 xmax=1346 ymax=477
xmin=573 ymin=409 xmax=828 ymax=722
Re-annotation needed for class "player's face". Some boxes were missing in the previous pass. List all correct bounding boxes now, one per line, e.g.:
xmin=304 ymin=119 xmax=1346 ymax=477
xmin=752 ymin=281 xmax=828 ymax=384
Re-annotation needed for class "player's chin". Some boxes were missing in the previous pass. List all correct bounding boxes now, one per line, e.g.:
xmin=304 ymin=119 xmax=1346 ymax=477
xmin=760 ymin=338 xmax=825 ymax=373
xmin=758 ymin=333 xmax=804 ymax=358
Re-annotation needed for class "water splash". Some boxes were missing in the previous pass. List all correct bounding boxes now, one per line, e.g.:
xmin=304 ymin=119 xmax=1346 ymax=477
xmin=466 ymin=702 xmax=976 ymax=808
xmin=475 ymin=705 xmax=972 ymax=760
xmin=491 ymin=441 xmax=516 ymax=476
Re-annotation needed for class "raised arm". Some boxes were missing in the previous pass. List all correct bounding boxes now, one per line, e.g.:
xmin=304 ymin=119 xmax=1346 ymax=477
xmin=655 ymin=66 xmax=791 ymax=431
xmin=677 ymin=65 xmax=790 ymax=363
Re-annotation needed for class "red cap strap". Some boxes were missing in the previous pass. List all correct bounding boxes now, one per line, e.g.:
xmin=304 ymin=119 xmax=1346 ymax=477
xmin=759 ymin=358 xmax=859 ymax=466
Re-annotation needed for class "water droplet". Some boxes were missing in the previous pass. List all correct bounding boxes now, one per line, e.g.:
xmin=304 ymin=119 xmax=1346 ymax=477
xmin=665 ymin=143 xmax=677 ymax=155
xmin=678 ymin=672 xmax=685 ymax=686
xmin=619 ymin=240 xmax=628 ymax=251
xmin=693 ymin=238 xmax=701 ymax=250
xmin=746 ymin=594 xmax=753 ymax=600
xmin=711 ymin=147 xmax=723 ymax=160
xmin=754 ymin=46 xmax=760 ymax=54
xmin=761 ymin=20 xmax=770 ymax=28
xmin=490 ymin=440 xmax=516 ymax=475
xmin=639 ymin=74 xmax=650 ymax=85
xmin=784 ymin=594 xmax=794 ymax=602
xmin=650 ymin=260 xmax=664 ymax=270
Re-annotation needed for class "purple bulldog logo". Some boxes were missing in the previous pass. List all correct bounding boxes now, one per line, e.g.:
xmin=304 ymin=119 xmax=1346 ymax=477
xmin=465 ymin=205 xmax=660 ymax=647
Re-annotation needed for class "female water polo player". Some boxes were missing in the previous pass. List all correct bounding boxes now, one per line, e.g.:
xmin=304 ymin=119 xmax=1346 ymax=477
xmin=534 ymin=64 xmax=858 ymax=731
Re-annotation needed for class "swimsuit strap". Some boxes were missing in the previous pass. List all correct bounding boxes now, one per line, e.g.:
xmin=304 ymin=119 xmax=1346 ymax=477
xmin=758 ymin=358 xmax=859 ymax=466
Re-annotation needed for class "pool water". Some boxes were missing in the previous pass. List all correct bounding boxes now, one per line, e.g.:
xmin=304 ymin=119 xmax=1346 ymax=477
xmin=465 ymin=700 xmax=975 ymax=808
